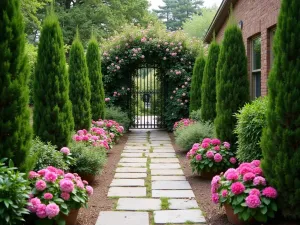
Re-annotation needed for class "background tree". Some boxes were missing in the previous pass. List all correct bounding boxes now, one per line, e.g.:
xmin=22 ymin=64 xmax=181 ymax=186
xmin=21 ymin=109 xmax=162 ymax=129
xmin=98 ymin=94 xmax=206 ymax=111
xmin=69 ymin=31 xmax=91 ymax=130
xmin=33 ymin=11 xmax=74 ymax=148
xmin=87 ymin=37 xmax=105 ymax=120
xmin=0 ymin=0 xmax=32 ymax=166
xmin=261 ymin=0 xmax=300 ymax=218
xmin=189 ymin=51 xmax=205 ymax=113
xmin=215 ymin=21 xmax=249 ymax=148
xmin=201 ymin=39 xmax=220 ymax=122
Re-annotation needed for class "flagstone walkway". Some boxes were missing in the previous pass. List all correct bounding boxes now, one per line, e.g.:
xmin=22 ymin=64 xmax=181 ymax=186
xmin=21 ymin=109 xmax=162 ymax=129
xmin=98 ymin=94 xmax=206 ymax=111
xmin=95 ymin=130 xmax=206 ymax=225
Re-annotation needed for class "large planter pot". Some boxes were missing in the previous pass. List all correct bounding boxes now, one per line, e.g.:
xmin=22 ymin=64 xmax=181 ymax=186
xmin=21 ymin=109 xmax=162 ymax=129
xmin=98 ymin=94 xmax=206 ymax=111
xmin=224 ymin=204 xmax=256 ymax=225
xmin=62 ymin=209 xmax=80 ymax=225
xmin=78 ymin=173 xmax=96 ymax=184
xmin=199 ymin=170 xmax=221 ymax=179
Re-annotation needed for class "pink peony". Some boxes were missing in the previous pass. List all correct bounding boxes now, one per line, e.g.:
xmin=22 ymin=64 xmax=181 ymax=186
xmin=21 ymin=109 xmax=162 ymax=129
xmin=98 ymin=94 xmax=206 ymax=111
xmin=251 ymin=160 xmax=261 ymax=167
xmin=43 ymin=193 xmax=53 ymax=200
xmin=211 ymin=138 xmax=221 ymax=145
xmin=64 ymin=173 xmax=75 ymax=180
xmin=35 ymin=180 xmax=47 ymax=191
xmin=60 ymin=147 xmax=70 ymax=155
xmin=211 ymin=175 xmax=221 ymax=186
xmin=214 ymin=153 xmax=223 ymax=162
xmin=195 ymin=154 xmax=202 ymax=161
xmin=46 ymin=203 xmax=60 ymax=219
xmin=253 ymin=176 xmax=266 ymax=186
xmin=223 ymin=142 xmax=230 ymax=149
xmin=249 ymin=188 xmax=261 ymax=196
xmin=46 ymin=166 xmax=57 ymax=173
xmin=83 ymin=180 xmax=88 ymax=185
xmin=76 ymin=180 xmax=84 ymax=189
xmin=245 ymin=194 xmax=261 ymax=208
xmin=201 ymin=142 xmax=210 ymax=149
xmin=202 ymin=138 xmax=211 ymax=143
xmin=44 ymin=172 xmax=57 ymax=183
xmin=61 ymin=192 xmax=70 ymax=200
xmin=225 ymin=170 xmax=239 ymax=181
xmin=231 ymin=182 xmax=245 ymax=195
xmin=214 ymin=146 xmax=220 ymax=151
xmin=59 ymin=179 xmax=74 ymax=193
xmin=222 ymin=190 xmax=228 ymax=197
xmin=192 ymin=143 xmax=200 ymax=150
xmin=36 ymin=204 xmax=47 ymax=218
xmin=28 ymin=197 xmax=41 ymax=213
xmin=262 ymin=187 xmax=277 ymax=199
xmin=29 ymin=171 xmax=39 ymax=179
xmin=206 ymin=151 xmax=214 ymax=159
xmin=238 ymin=166 xmax=254 ymax=175
xmin=243 ymin=172 xmax=256 ymax=182
xmin=86 ymin=185 xmax=94 ymax=196
xmin=37 ymin=169 xmax=48 ymax=176
xmin=253 ymin=167 xmax=263 ymax=175
xmin=212 ymin=193 xmax=219 ymax=204
xmin=229 ymin=157 xmax=237 ymax=164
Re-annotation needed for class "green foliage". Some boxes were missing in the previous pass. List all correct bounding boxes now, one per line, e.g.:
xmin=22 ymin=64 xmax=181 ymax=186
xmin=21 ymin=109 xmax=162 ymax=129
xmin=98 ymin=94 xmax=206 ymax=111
xmin=87 ymin=37 xmax=105 ymax=120
xmin=201 ymin=40 xmax=220 ymax=122
xmin=261 ymin=0 xmax=300 ymax=218
xmin=25 ymin=43 xmax=37 ymax=105
xmin=33 ymin=12 xmax=74 ymax=149
xmin=105 ymin=107 xmax=130 ymax=131
xmin=190 ymin=109 xmax=202 ymax=121
xmin=24 ymin=138 xmax=68 ymax=172
xmin=234 ymin=97 xmax=268 ymax=162
xmin=0 ymin=0 xmax=32 ymax=167
xmin=175 ymin=121 xmax=214 ymax=151
xmin=69 ymin=142 xmax=107 ymax=176
xmin=183 ymin=7 xmax=217 ymax=39
xmin=189 ymin=53 xmax=205 ymax=113
xmin=69 ymin=32 xmax=91 ymax=130
xmin=215 ymin=23 xmax=249 ymax=149
xmin=0 ymin=159 xmax=30 ymax=225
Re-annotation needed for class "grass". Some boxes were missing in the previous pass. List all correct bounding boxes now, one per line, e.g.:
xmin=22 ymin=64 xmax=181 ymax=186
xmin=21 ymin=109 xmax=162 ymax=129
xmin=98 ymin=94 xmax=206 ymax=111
xmin=150 ymin=146 xmax=154 ymax=153
xmin=145 ymin=157 xmax=152 ymax=197
xmin=160 ymin=197 xmax=170 ymax=210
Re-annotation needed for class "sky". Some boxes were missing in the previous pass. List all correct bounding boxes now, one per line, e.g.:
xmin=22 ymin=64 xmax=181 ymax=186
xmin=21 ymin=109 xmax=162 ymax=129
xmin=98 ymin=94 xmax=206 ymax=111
xmin=148 ymin=0 xmax=223 ymax=10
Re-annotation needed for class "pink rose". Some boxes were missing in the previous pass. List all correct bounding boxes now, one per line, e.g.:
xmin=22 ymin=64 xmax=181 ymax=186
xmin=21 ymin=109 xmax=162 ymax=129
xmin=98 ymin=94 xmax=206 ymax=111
xmin=229 ymin=157 xmax=237 ymax=164
xmin=60 ymin=147 xmax=70 ymax=155
xmin=223 ymin=142 xmax=230 ymax=149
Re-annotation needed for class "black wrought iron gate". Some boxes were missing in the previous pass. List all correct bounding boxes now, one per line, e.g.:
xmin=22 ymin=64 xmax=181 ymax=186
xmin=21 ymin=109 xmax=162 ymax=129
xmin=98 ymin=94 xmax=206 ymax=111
xmin=129 ymin=65 xmax=166 ymax=129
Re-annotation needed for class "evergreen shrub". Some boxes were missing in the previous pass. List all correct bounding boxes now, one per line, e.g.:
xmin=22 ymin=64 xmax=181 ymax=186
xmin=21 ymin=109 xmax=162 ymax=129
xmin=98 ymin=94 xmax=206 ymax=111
xmin=105 ymin=106 xmax=130 ymax=131
xmin=190 ymin=109 xmax=202 ymax=121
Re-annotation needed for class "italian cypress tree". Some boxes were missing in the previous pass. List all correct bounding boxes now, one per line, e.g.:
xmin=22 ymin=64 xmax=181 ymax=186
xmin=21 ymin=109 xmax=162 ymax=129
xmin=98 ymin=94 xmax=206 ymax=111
xmin=189 ymin=52 xmax=206 ymax=113
xmin=69 ymin=31 xmax=91 ymax=130
xmin=33 ymin=12 xmax=74 ymax=148
xmin=86 ymin=37 xmax=105 ymax=120
xmin=261 ymin=0 xmax=300 ymax=218
xmin=0 ymin=0 xmax=32 ymax=166
xmin=214 ymin=22 xmax=249 ymax=147
xmin=201 ymin=40 xmax=220 ymax=122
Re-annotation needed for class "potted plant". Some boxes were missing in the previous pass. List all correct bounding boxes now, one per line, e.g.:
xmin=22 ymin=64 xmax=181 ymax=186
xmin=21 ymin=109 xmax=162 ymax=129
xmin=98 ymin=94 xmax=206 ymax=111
xmin=186 ymin=138 xmax=237 ymax=179
xmin=27 ymin=166 xmax=93 ymax=225
xmin=211 ymin=160 xmax=278 ymax=224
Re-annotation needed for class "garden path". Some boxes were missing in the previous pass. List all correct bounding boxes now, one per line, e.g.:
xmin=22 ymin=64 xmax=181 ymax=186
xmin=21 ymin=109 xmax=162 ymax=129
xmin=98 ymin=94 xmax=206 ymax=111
xmin=95 ymin=130 xmax=206 ymax=225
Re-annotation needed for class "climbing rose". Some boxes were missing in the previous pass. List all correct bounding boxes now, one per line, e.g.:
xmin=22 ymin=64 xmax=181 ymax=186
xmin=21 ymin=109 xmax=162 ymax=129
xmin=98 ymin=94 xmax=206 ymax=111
xmin=61 ymin=192 xmax=70 ymax=200
xmin=86 ymin=185 xmax=94 ymax=196
xmin=249 ymin=188 xmax=261 ymax=196
xmin=253 ymin=176 xmax=266 ymax=186
xmin=43 ymin=193 xmax=53 ymax=200
xmin=195 ymin=154 xmax=202 ymax=161
xmin=245 ymin=194 xmax=261 ymax=208
xmin=36 ymin=180 xmax=47 ymax=191
xmin=59 ymin=179 xmax=74 ymax=193
xmin=60 ymin=147 xmax=70 ymax=155
xmin=231 ymin=182 xmax=245 ymax=195
xmin=212 ymin=193 xmax=219 ymax=204
xmin=44 ymin=172 xmax=57 ymax=183
xmin=243 ymin=172 xmax=256 ymax=182
xmin=262 ymin=187 xmax=277 ymax=199
xmin=36 ymin=204 xmax=47 ymax=218
xmin=206 ymin=151 xmax=214 ymax=159
xmin=214 ymin=153 xmax=222 ymax=162
xmin=46 ymin=203 xmax=60 ymax=219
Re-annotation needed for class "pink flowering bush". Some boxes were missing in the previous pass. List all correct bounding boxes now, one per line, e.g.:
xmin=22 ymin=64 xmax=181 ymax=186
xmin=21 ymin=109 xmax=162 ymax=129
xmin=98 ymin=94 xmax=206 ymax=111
xmin=28 ymin=166 xmax=93 ymax=223
xmin=186 ymin=138 xmax=237 ymax=175
xmin=173 ymin=118 xmax=196 ymax=133
xmin=211 ymin=160 xmax=278 ymax=222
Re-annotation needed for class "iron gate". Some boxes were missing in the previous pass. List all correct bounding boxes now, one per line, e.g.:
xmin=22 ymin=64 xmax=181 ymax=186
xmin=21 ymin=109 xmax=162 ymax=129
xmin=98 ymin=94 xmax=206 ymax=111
xmin=129 ymin=65 xmax=166 ymax=129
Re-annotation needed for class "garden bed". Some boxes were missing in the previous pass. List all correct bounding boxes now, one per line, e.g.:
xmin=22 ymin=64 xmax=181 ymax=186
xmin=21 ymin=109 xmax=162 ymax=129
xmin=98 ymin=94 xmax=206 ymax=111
xmin=76 ymin=133 xmax=129 ymax=225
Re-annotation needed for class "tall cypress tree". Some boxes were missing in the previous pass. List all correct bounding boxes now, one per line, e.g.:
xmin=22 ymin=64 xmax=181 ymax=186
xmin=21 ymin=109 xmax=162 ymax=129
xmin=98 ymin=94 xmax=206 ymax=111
xmin=0 ymin=0 xmax=32 ymax=166
xmin=87 ymin=37 xmax=105 ymax=120
xmin=261 ymin=0 xmax=300 ymax=218
xmin=69 ymin=31 xmax=91 ymax=130
xmin=214 ymin=22 xmax=249 ymax=147
xmin=201 ymin=40 xmax=220 ymax=122
xmin=33 ymin=12 xmax=74 ymax=148
xmin=189 ymin=52 xmax=206 ymax=113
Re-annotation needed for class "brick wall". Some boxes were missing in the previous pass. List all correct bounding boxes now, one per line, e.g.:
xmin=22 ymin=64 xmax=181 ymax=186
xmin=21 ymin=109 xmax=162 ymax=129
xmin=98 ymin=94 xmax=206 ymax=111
xmin=215 ymin=0 xmax=280 ymax=96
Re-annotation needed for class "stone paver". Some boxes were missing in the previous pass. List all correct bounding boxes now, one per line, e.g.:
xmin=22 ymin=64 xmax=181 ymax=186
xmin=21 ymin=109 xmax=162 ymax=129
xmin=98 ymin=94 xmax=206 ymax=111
xmin=150 ymin=164 xmax=181 ymax=169
xmin=152 ymin=181 xmax=191 ymax=190
xmin=151 ymin=169 xmax=184 ymax=175
xmin=151 ymin=176 xmax=186 ymax=181
xmin=120 ymin=158 xmax=147 ymax=163
xmin=152 ymin=190 xmax=195 ymax=198
xmin=118 ymin=163 xmax=146 ymax=167
xmin=152 ymin=149 xmax=175 ymax=153
xmin=154 ymin=210 xmax=205 ymax=224
xmin=110 ymin=179 xmax=145 ymax=187
xmin=96 ymin=211 xmax=149 ymax=225
xmin=169 ymin=199 xmax=199 ymax=209
xmin=108 ymin=187 xmax=146 ymax=197
xmin=114 ymin=173 xmax=147 ymax=179
xmin=117 ymin=198 xmax=161 ymax=210
xmin=151 ymin=158 xmax=179 ymax=163
xmin=121 ymin=153 xmax=144 ymax=158
xmin=123 ymin=149 xmax=149 ymax=153
xmin=148 ymin=153 xmax=176 ymax=158
xmin=124 ymin=146 xmax=149 ymax=150
xmin=116 ymin=167 xmax=147 ymax=173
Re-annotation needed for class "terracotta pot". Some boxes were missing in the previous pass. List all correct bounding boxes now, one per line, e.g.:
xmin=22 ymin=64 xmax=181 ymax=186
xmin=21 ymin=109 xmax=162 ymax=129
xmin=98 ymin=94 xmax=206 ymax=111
xmin=62 ymin=209 xmax=80 ymax=225
xmin=224 ymin=204 xmax=256 ymax=225
xmin=199 ymin=170 xmax=221 ymax=179
xmin=78 ymin=173 xmax=96 ymax=184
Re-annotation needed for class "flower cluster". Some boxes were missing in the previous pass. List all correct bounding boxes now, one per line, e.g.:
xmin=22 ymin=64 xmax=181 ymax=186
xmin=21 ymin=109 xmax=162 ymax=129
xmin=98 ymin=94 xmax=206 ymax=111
xmin=211 ymin=160 xmax=278 ymax=222
xmin=186 ymin=138 xmax=237 ymax=174
xmin=28 ymin=166 xmax=93 ymax=222
xmin=173 ymin=118 xmax=195 ymax=131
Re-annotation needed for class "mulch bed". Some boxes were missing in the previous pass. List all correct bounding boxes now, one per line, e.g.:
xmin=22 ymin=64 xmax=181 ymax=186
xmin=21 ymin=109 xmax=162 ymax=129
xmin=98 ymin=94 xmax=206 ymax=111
xmin=169 ymin=133 xmax=299 ymax=225
xmin=76 ymin=133 xmax=129 ymax=225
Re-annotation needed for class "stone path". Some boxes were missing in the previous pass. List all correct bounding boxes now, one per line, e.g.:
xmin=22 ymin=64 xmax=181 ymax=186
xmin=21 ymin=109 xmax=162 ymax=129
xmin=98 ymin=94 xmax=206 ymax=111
xmin=95 ymin=130 xmax=206 ymax=225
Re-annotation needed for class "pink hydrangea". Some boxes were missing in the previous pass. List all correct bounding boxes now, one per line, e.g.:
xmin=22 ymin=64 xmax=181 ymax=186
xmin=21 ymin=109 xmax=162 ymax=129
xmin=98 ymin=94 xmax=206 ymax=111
xmin=262 ymin=187 xmax=277 ymax=199
xmin=195 ymin=154 xmax=202 ymax=161
xmin=28 ymin=197 xmax=41 ymax=213
xmin=46 ymin=203 xmax=60 ymax=219
xmin=249 ymin=188 xmax=261 ymax=196
xmin=36 ymin=204 xmax=47 ymax=219
xmin=214 ymin=146 xmax=220 ymax=151
xmin=35 ymin=180 xmax=47 ymax=191
xmin=251 ymin=160 xmax=261 ymax=167
xmin=245 ymin=194 xmax=261 ymax=208
xmin=253 ymin=167 xmax=263 ymax=175
xmin=46 ymin=166 xmax=57 ymax=173
xmin=212 ymin=193 xmax=219 ymax=204
xmin=211 ymin=138 xmax=221 ymax=145
xmin=37 ymin=169 xmax=48 ymax=176
xmin=231 ymin=182 xmax=245 ymax=195
xmin=60 ymin=147 xmax=70 ymax=155
xmin=64 ymin=173 xmax=75 ymax=180
xmin=86 ymin=185 xmax=94 ymax=196
xmin=214 ymin=153 xmax=223 ymax=162
xmin=43 ymin=193 xmax=53 ymax=200
xmin=201 ymin=142 xmax=210 ymax=149
xmin=211 ymin=175 xmax=221 ymax=186
xmin=192 ymin=143 xmax=200 ymax=150
xmin=206 ymin=151 xmax=214 ymax=159
xmin=225 ymin=170 xmax=239 ymax=181
xmin=29 ymin=171 xmax=39 ymax=179
xmin=238 ymin=165 xmax=254 ymax=175
xmin=61 ymin=192 xmax=70 ymax=200
xmin=229 ymin=157 xmax=237 ymax=164
xmin=202 ymin=138 xmax=211 ymax=143
xmin=59 ymin=179 xmax=74 ymax=193
xmin=222 ymin=190 xmax=228 ymax=197
xmin=44 ymin=172 xmax=57 ymax=183
xmin=223 ymin=142 xmax=230 ymax=149
xmin=253 ymin=176 xmax=266 ymax=186
xmin=76 ymin=180 xmax=84 ymax=189
xmin=243 ymin=172 xmax=256 ymax=182
xmin=83 ymin=180 xmax=88 ymax=185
